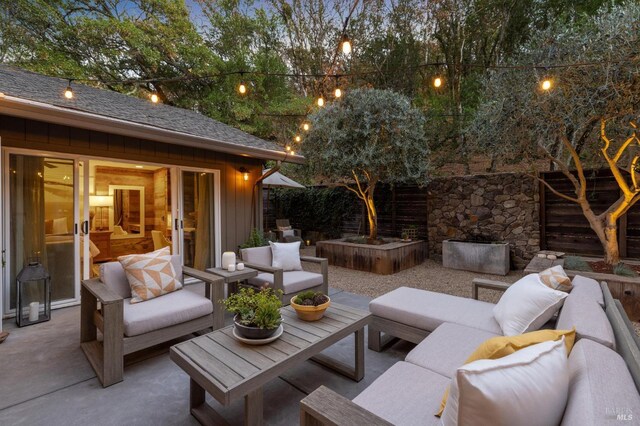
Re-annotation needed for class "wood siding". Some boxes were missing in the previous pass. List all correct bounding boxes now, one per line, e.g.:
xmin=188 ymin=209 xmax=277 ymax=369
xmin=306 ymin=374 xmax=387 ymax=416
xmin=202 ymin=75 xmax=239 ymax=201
xmin=0 ymin=114 xmax=263 ymax=254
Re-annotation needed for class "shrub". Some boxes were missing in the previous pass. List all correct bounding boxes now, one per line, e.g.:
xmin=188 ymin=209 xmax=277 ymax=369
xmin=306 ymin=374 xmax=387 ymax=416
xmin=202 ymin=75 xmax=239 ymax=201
xmin=613 ymin=263 xmax=638 ymax=278
xmin=222 ymin=287 xmax=283 ymax=329
xmin=563 ymin=256 xmax=592 ymax=272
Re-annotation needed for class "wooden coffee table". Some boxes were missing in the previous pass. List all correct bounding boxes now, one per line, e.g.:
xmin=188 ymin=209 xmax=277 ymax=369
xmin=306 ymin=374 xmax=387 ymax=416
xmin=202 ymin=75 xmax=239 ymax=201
xmin=170 ymin=302 xmax=371 ymax=426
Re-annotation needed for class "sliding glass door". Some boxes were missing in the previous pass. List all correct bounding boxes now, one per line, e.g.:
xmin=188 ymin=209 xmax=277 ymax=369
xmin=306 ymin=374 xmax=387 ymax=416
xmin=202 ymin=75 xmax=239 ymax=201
xmin=6 ymin=154 xmax=80 ymax=311
xmin=178 ymin=170 xmax=220 ymax=269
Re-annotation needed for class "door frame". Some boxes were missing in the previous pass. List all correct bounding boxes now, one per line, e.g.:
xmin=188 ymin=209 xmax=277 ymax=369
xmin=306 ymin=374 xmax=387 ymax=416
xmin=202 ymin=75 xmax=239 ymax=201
xmin=174 ymin=167 xmax=222 ymax=269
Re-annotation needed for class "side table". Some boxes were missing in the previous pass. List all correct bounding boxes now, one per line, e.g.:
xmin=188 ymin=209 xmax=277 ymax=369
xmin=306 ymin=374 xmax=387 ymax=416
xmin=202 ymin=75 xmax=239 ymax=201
xmin=206 ymin=267 xmax=258 ymax=296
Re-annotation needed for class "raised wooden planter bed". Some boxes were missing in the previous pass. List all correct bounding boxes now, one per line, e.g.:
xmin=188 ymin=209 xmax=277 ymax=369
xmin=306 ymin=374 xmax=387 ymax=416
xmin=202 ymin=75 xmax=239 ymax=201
xmin=525 ymin=256 xmax=640 ymax=321
xmin=316 ymin=239 xmax=427 ymax=275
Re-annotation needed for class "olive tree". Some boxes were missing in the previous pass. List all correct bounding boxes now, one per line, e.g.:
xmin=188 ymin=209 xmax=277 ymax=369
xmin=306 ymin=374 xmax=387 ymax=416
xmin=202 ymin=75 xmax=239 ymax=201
xmin=302 ymin=88 xmax=429 ymax=240
xmin=470 ymin=2 xmax=640 ymax=264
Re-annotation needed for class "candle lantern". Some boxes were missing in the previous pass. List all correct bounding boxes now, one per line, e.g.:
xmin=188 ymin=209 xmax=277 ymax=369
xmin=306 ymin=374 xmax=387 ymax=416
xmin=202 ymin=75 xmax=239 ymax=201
xmin=16 ymin=258 xmax=51 ymax=327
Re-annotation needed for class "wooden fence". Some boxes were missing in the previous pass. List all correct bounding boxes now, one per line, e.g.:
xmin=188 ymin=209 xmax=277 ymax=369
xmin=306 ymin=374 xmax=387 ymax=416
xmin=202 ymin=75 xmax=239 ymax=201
xmin=540 ymin=169 xmax=640 ymax=258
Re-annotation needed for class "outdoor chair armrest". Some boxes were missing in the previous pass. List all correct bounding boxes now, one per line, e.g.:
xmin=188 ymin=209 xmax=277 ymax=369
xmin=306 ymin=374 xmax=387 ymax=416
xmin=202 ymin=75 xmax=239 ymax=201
xmin=300 ymin=256 xmax=327 ymax=264
xmin=300 ymin=386 xmax=392 ymax=426
xmin=81 ymin=278 xmax=122 ymax=304
xmin=182 ymin=267 xmax=226 ymax=329
xmin=242 ymin=261 xmax=283 ymax=274
xmin=472 ymin=278 xmax=511 ymax=300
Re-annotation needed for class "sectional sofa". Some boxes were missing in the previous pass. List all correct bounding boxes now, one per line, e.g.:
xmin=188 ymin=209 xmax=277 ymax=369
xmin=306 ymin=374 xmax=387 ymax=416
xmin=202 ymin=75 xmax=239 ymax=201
xmin=300 ymin=275 xmax=640 ymax=425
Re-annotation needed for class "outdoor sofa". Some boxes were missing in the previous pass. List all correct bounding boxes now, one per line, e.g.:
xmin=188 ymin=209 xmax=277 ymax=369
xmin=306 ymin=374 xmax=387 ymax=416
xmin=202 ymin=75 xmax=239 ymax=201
xmin=300 ymin=275 xmax=640 ymax=425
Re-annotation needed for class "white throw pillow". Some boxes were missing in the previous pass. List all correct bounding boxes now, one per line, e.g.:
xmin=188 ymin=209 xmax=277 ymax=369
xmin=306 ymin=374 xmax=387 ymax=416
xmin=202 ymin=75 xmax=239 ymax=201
xmin=442 ymin=338 xmax=569 ymax=426
xmin=493 ymin=274 xmax=568 ymax=336
xmin=269 ymin=241 xmax=302 ymax=271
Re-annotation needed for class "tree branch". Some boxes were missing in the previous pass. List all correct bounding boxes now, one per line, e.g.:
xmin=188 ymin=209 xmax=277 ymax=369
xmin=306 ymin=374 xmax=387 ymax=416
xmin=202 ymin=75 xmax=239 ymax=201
xmin=559 ymin=133 xmax=587 ymax=200
xmin=530 ymin=174 xmax=579 ymax=204
xmin=601 ymin=120 xmax=633 ymax=197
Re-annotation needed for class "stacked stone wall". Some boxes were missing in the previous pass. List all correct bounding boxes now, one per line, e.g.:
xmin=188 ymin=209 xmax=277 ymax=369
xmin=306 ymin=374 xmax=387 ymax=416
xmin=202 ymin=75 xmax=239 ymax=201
xmin=427 ymin=173 xmax=540 ymax=269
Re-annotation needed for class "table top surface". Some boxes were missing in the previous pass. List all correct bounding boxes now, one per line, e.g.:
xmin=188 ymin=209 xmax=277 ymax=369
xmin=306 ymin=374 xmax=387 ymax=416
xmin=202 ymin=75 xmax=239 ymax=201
xmin=170 ymin=302 xmax=371 ymax=404
xmin=206 ymin=266 xmax=258 ymax=281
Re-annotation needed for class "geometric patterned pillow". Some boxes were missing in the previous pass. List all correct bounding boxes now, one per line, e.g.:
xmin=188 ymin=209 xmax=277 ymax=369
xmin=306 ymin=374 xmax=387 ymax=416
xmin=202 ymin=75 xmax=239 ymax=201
xmin=118 ymin=247 xmax=182 ymax=303
xmin=539 ymin=265 xmax=573 ymax=293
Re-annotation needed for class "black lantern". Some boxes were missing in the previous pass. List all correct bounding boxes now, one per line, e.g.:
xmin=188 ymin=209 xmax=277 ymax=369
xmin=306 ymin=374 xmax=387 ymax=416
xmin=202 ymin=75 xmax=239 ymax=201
xmin=16 ymin=259 xmax=51 ymax=327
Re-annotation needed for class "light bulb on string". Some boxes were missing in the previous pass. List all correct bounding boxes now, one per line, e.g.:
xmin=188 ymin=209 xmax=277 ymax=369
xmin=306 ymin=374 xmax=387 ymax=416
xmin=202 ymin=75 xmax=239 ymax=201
xmin=317 ymin=96 xmax=325 ymax=107
xmin=302 ymin=122 xmax=310 ymax=132
xmin=334 ymin=88 xmax=342 ymax=98
xmin=541 ymin=78 xmax=553 ymax=91
xmin=285 ymin=145 xmax=291 ymax=152
xmin=341 ymin=34 xmax=352 ymax=55
xmin=295 ymin=135 xmax=301 ymax=142
xmin=238 ymin=72 xmax=248 ymax=95
xmin=290 ymin=150 xmax=295 ymax=156
xmin=64 ymin=80 xmax=74 ymax=99
xmin=433 ymin=77 xmax=443 ymax=88
xmin=150 ymin=93 xmax=159 ymax=103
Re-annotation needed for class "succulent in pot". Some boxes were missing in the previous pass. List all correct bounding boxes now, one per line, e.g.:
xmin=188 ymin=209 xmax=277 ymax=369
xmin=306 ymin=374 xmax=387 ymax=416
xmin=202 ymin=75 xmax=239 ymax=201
xmin=223 ymin=287 xmax=283 ymax=339
xmin=290 ymin=291 xmax=331 ymax=321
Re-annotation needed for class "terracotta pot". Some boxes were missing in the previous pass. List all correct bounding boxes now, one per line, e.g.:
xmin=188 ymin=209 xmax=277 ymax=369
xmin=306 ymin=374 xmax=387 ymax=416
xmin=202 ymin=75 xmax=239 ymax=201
xmin=290 ymin=296 xmax=331 ymax=321
xmin=233 ymin=315 xmax=279 ymax=339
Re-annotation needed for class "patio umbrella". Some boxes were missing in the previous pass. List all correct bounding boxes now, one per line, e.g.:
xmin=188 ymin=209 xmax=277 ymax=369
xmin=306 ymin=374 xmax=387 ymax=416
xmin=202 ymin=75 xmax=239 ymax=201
xmin=262 ymin=169 xmax=305 ymax=230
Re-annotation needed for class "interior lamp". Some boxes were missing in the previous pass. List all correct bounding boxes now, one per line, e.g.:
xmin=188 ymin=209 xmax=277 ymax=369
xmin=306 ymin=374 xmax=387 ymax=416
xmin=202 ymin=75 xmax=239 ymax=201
xmin=89 ymin=195 xmax=113 ymax=230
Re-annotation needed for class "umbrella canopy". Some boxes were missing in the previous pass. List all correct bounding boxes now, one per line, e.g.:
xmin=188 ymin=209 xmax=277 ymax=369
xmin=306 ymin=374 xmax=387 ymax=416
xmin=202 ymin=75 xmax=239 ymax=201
xmin=261 ymin=169 xmax=305 ymax=188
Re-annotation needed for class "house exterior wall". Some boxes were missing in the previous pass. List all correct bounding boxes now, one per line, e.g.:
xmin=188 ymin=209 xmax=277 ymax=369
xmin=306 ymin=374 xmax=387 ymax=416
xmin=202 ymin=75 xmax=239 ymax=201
xmin=0 ymin=114 xmax=263 ymax=253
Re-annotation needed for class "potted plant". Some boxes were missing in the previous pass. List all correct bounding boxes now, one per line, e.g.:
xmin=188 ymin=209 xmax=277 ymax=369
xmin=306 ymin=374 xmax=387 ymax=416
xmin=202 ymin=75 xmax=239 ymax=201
xmin=223 ymin=287 xmax=283 ymax=339
xmin=290 ymin=291 xmax=331 ymax=321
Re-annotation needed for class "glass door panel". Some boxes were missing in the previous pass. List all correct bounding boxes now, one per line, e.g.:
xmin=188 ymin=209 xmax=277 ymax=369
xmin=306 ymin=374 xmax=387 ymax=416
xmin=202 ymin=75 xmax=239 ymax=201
xmin=8 ymin=155 xmax=77 ymax=309
xmin=180 ymin=171 xmax=215 ymax=269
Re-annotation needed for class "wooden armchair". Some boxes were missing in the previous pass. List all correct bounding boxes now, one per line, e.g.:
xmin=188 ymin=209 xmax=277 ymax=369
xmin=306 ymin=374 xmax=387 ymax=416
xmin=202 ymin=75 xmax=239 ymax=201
xmin=240 ymin=246 xmax=328 ymax=304
xmin=80 ymin=261 xmax=225 ymax=387
xmin=275 ymin=219 xmax=303 ymax=243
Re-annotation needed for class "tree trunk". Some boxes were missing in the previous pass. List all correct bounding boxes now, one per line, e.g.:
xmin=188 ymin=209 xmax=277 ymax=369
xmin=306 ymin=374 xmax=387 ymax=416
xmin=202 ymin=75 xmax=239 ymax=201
xmin=365 ymin=192 xmax=378 ymax=241
xmin=603 ymin=214 xmax=620 ymax=265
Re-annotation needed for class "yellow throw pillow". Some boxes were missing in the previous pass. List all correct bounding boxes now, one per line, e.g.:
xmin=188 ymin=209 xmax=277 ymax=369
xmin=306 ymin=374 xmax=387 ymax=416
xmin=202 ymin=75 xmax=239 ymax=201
xmin=436 ymin=328 xmax=576 ymax=416
xmin=539 ymin=265 xmax=573 ymax=292
xmin=119 ymin=247 xmax=182 ymax=303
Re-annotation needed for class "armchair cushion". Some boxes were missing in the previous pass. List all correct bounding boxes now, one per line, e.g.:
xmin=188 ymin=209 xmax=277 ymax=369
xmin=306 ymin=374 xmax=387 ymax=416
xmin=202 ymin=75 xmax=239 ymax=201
xmin=118 ymin=248 xmax=182 ymax=303
xmin=571 ymin=275 xmax=605 ymax=308
xmin=122 ymin=289 xmax=213 ymax=336
xmin=241 ymin=246 xmax=272 ymax=267
xmin=248 ymin=271 xmax=324 ymax=295
xmin=556 ymin=293 xmax=615 ymax=349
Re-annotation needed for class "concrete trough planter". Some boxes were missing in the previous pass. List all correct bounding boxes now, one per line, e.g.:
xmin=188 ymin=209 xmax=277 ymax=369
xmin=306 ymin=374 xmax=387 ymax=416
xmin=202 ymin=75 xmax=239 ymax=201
xmin=442 ymin=240 xmax=510 ymax=276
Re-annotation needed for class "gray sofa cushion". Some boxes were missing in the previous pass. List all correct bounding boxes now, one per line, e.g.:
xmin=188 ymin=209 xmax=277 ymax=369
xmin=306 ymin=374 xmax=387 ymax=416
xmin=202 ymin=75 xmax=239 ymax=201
xmin=248 ymin=271 xmax=323 ymax=295
xmin=570 ymin=275 xmax=604 ymax=307
xmin=100 ymin=255 xmax=183 ymax=300
xmin=369 ymin=287 xmax=502 ymax=334
xmin=241 ymin=246 xmax=272 ymax=266
xmin=556 ymin=292 xmax=615 ymax=350
xmin=122 ymin=289 xmax=212 ymax=337
xmin=562 ymin=339 xmax=640 ymax=425
xmin=405 ymin=322 xmax=499 ymax=378
xmin=353 ymin=361 xmax=447 ymax=426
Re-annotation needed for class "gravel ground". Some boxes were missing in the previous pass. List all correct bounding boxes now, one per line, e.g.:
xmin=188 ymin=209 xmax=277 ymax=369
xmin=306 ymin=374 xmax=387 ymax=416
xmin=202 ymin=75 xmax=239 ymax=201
xmin=301 ymin=247 xmax=524 ymax=304
xmin=301 ymin=246 xmax=640 ymax=335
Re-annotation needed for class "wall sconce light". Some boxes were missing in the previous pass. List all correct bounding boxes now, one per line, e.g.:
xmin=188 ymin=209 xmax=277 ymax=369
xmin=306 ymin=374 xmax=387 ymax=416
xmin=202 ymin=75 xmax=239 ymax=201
xmin=239 ymin=167 xmax=249 ymax=181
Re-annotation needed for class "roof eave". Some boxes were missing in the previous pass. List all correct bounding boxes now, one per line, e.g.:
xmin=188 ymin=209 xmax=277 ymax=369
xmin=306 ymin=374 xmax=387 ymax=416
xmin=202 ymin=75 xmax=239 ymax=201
xmin=0 ymin=94 xmax=305 ymax=165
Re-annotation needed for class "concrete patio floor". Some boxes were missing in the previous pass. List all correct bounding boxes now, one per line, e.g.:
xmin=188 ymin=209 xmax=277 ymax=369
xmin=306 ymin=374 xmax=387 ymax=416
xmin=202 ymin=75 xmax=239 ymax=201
xmin=0 ymin=285 xmax=414 ymax=426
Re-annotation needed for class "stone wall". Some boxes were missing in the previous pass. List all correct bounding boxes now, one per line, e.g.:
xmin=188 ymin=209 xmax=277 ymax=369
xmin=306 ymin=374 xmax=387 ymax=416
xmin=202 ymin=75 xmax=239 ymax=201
xmin=427 ymin=172 xmax=540 ymax=269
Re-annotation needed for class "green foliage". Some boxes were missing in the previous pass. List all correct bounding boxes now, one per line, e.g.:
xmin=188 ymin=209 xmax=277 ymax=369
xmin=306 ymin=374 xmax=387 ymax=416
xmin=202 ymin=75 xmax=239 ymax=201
xmin=563 ymin=256 xmax=593 ymax=272
xmin=293 ymin=291 xmax=328 ymax=306
xmin=613 ymin=263 xmax=638 ymax=278
xmin=239 ymin=228 xmax=269 ymax=249
xmin=269 ymin=187 xmax=358 ymax=238
xmin=222 ymin=287 xmax=283 ymax=329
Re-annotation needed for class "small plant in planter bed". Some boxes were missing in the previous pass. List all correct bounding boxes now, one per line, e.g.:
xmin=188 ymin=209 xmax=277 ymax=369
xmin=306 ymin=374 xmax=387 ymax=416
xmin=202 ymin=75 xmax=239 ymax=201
xmin=290 ymin=291 xmax=331 ymax=321
xmin=223 ymin=287 xmax=283 ymax=339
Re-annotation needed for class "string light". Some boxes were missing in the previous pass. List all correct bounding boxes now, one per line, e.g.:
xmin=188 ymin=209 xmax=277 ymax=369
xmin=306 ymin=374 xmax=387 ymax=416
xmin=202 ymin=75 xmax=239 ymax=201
xmin=64 ymin=80 xmax=73 ymax=99
xmin=238 ymin=72 xmax=248 ymax=95
xmin=341 ymin=34 xmax=352 ymax=55
xmin=317 ymin=96 xmax=325 ymax=107
xmin=302 ymin=122 xmax=310 ymax=131
xmin=285 ymin=145 xmax=291 ymax=151
xmin=150 ymin=93 xmax=159 ymax=103
xmin=433 ymin=77 xmax=443 ymax=88
xmin=295 ymin=135 xmax=301 ymax=142
xmin=334 ymin=88 xmax=342 ymax=98
xmin=541 ymin=78 xmax=553 ymax=91
xmin=290 ymin=150 xmax=295 ymax=155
